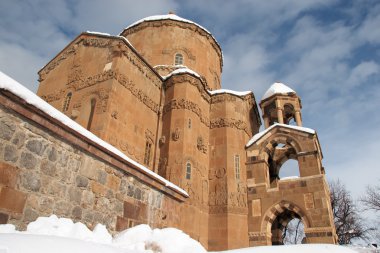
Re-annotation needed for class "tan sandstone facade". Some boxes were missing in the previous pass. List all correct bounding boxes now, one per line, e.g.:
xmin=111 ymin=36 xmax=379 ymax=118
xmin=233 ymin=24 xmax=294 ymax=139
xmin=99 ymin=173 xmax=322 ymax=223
xmin=31 ymin=14 xmax=336 ymax=250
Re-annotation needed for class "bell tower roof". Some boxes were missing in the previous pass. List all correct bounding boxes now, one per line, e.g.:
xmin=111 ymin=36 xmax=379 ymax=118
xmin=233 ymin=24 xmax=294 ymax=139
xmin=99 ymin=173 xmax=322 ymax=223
xmin=262 ymin=82 xmax=296 ymax=101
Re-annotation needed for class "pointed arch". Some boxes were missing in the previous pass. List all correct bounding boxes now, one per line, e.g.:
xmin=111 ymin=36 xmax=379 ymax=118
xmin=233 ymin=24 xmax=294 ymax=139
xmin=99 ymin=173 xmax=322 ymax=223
xmin=63 ymin=92 xmax=72 ymax=112
xmin=261 ymin=200 xmax=310 ymax=234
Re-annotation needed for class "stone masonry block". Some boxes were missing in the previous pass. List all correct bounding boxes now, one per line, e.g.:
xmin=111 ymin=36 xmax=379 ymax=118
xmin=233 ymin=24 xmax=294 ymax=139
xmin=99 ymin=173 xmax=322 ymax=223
xmin=26 ymin=139 xmax=44 ymax=156
xmin=80 ymin=166 xmax=99 ymax=181
xmin=20 ymin=152 xmax=38 ymax=170
xmin=0 ymin=162 xmax=19 ymax=187
xmin=91 ymin=181 xmax=107 ymax=197
xmin=21 ymin=171 xmax=41 ymax=192
xmin=106 ymin=174 xmax=121 ymax=192
xmin=0 ymin=119 xmax=16 ymax=141
xmin=0 ymin=187 xmax=27 ymax=213
xmin=12 ymin=131 xmax=26 ymax=148
xmin=4 ymin=144 xmax=18 ymax=162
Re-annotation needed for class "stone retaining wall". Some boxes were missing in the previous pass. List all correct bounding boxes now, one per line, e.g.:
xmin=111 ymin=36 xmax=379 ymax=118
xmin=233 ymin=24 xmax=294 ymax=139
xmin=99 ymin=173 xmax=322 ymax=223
xmin=0 ymin=90 xmax=186 ymax=232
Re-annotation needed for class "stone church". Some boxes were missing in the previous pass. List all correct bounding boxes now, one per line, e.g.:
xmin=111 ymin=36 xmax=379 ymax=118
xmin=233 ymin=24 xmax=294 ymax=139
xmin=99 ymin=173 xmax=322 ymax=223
xmin=0 ymin=14 xmax=336 ymax=250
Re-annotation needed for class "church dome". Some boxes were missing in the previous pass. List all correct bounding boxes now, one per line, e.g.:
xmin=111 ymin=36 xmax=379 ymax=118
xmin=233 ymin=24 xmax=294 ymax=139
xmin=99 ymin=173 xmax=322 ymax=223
xmin=261 ymin=82 xmax=296 ymax=101
xmin=119 ymin=13 xmax=223 ymax=90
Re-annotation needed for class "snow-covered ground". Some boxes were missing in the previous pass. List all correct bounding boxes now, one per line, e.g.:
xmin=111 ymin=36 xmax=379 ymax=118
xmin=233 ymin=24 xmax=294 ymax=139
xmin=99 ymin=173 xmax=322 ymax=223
xmin=0 ymin=215 xmax=377 ymax=253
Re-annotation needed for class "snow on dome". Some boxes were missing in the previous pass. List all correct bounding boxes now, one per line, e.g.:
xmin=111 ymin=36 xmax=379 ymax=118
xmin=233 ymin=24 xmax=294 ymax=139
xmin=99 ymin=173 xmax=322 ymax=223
xmin=123 ymin=14 xmax=223 ymax=63
xmin=126 ymin=13 xmax=212 ymax=37
xmin=0 ymin=71 xmax=188 ymax=197
xmin=261 ymin=82 xmax=296 ymax=101
xmin=246 ymin=123 xmax=315 ymax=147
xmin=208 ymin=89 xmax=252 ymax=97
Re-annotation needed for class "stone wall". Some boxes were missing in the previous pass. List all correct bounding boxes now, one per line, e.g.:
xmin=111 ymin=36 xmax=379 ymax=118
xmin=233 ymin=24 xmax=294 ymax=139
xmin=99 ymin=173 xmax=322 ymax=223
xmin=0 ymin=90 xmax=186 ymax=232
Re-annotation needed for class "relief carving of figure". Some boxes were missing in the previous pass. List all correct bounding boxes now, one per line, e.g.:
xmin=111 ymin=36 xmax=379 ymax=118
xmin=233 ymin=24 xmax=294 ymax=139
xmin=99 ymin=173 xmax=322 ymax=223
xmin=172 ymin=128 xmax=180 ymax=141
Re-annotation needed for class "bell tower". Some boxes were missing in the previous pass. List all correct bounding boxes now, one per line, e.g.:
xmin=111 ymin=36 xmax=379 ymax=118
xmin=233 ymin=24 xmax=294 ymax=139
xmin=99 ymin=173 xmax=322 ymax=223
xmin=260 ymin=82 xmax=303 ymax=128
xmin=246 ymin=82 xmax=337 ymax=246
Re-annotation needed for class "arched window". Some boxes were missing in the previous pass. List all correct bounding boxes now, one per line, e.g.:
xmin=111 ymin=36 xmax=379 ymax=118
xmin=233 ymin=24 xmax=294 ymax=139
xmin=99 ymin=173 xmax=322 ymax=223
xmin=188 ymin=118 xmax=192 ymax=129
xmin=144 ymin=141 xmax=152 ymax=166
xmin=86 ymin=98 xmax=96 ymax=130
xmin=185 ymin=162 xmax=191 ymax=179
xmin=175 ymin=53 xmax=183 ymax=65
xmin=234 ymin=155 xmax=240 ymax=180
xmin=284 ymin=104 xmax=295 ymax=125
xmin=279 ymin=159 xmax=300 ymax=180
xmin=63 ymin=92 xmax=72 ymax=112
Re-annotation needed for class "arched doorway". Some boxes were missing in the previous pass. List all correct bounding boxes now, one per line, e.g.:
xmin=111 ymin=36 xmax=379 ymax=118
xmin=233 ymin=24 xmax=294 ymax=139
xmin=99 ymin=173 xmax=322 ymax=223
xmin=262 ymin=201 xmax=310 ymax=245
xmin=271 ymin=209 xmax=305 ymax=245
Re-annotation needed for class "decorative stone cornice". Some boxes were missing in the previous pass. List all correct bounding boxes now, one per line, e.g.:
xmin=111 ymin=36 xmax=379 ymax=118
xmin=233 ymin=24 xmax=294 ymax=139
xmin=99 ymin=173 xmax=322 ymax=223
xmin=210 ymin=92 xmax=253 ymax=105
xmin=163 ymin=98 xmax=210 ymax=127
xmin=164 ymin=74 xmax=211 ymax=103
xmin=162 ymin=98 xmax=251 ymax=136
xmin=39 ymin=34 xmax=162 ymax=88
xmin=40 ymin=70 xmax=160 ymax=114
xmin=210 ymin=117 xmax=250 ymax=136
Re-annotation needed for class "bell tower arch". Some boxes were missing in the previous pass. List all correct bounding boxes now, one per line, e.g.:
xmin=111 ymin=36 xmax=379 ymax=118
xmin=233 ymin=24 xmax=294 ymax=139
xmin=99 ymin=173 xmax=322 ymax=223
xmin=260 ymin=82 xmax=303 ymax=128
xmin=246 ymin=82 xmax=337 ymax=246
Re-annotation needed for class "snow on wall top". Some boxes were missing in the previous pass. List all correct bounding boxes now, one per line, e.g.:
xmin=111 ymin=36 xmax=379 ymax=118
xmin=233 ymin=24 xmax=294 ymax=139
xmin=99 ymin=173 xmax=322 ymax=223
xmin=84 ymin=31 xmax=136 ymax=50
xmin=0 ymin=71 xmax=188 ymax=197
xmin=208 ymin=89 xmax=252 ymax=97
xmin=246 ymin=123 xmax=315 ymax=147
xmin=162 ymin=67 xmax=252 ymax=98
xmin=123 ymin=14 xmax=223 ymax=60
xmin=261 ymin=82 xmax=296 ymax=101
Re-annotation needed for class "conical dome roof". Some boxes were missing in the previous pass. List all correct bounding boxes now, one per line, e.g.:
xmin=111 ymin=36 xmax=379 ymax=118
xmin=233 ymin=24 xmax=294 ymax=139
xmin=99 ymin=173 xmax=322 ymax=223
xmin=261 ymin=82 xmax=296 ymax=101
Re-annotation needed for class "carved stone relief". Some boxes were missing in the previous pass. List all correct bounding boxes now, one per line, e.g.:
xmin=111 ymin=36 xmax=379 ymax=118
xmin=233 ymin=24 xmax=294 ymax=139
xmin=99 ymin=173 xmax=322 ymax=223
xmin=210 ymin=117 xmax=250 ymax=136
xmin=163 ymin=98 xmax=210 ymax=127
xmin=172 ymin=128 xmax=180 ymax=141
xmin=82 ymin=89 xmax=109 ymax=113
xmin=159 ymin=136 xmax=166 ymax=146
xmin=40 ymin=70 xmax=160 ymax=114
xmin=145 ymin=129 xmax=154 ymax=142
xmin=164 ymin=75 xmax=211 ymax=103
xmin=197 ymin=136 xmax=207 ymax=154
xmin=111 ymin=111 xmax=118 ymax=119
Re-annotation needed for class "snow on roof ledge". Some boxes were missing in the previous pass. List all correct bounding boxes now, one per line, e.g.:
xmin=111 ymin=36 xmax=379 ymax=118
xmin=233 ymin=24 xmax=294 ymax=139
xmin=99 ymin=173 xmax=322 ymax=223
xmin=162 ymin=66 xmax=201 ymax=80
xmin=208 ymin=89 xmax=252 ymax=97
xmin=261 ymin=82 xmax=296 ymax=101
xmin=246 ymin=123 xmax=315 ymax=147
xmin=0 ymin=71 xmax=188 ymax=197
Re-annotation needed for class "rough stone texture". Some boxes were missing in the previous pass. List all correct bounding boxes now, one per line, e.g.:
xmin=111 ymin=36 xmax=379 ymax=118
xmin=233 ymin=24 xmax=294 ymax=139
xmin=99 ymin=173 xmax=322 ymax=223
xmin=0 ymin=102 xmax=180 ymax=236
xmin=20 ymin=152 xmax=38 ymax=170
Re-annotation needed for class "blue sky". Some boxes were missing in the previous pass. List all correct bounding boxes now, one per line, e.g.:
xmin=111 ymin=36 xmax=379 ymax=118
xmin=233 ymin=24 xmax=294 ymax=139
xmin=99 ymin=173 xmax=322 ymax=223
xmin=1 ymin=0 xmax=380 ymax=202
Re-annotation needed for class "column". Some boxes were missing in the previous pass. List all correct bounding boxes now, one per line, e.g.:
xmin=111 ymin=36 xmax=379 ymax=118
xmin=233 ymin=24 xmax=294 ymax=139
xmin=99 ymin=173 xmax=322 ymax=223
xmin=263 ymin=116 xmax=270 ymax=129
xmin=277 ymin=108 xmax=284 ymax=124
xmin=295 ymin=111 xmax=302 ymax=126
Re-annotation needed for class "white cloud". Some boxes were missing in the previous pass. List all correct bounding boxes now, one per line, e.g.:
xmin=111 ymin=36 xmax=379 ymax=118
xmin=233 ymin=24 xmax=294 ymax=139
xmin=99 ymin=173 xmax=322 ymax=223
xmin=347 ymin=61 xmax=380 ymax=88
xmin=0 ymin=41 xmax=45 ymax=91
